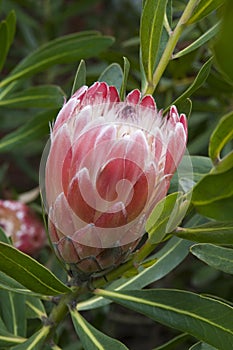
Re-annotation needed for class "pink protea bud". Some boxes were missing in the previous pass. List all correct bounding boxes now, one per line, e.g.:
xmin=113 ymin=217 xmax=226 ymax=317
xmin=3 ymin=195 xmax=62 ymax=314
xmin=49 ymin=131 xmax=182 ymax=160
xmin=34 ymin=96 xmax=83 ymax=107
xmin=0 ymin=200 xmax=46 ymax=255
xmin=40 ymin=82 xmax=188 ymax=277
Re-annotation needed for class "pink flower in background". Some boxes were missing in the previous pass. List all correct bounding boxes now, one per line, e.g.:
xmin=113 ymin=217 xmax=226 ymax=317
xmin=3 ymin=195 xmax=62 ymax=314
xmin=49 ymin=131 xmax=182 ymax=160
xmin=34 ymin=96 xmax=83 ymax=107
xmin=0 ymin=200 xmax=46 ymax=255
xmin=40 ymin=82 xmax=187 ymax=276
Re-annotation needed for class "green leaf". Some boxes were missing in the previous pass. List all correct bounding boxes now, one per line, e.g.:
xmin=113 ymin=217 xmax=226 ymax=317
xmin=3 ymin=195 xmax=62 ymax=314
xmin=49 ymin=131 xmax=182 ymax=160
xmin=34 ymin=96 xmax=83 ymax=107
xmin=169 ymin=156 xmax=213 ymax=193
xmin=0 ymin=11 xmax=16 ymax=71
xmin=165 ymin=58 xmax=212 ymax=112
xmin=120 ymin=56 xmax=130 ymax=100
xmin=191 ymin=244 xmax=233 ymax=274
xmin=70 ymin=308 xmax=129 ymax=350
xmin=175 ymin=221 xmax=233 ymax=245
xmin=99 ymin=63 xmax=123 ymax=92
xmin=0 ymin=227 xmax=11 ymax=244
xmin=71 ymin=59 xmax=86 ymax=96
xmin=189 ymin=342 xmax=218 ymax=350
xmin=146 ymin=192 xmax=189 ymax=244
xmin=0 ymin=271 xmax=43 ymax=296
xmin=95 ymin=289 xmax=233 ymax=350
xmin=25 ymin=295 xmax=46 ymax=319
xmin=152 ymin=333 xmax=189 ymax=350
xmin=0 ymin=242 xmax=71 ymax=295
xmin=5 ymin=10 xmax=16 ymax=48
xmin=0 ymin=21 xmax=8 ymax=71
xmin=0 ymin=32 xmax=114 ymax=88
xmin=209 ymin=111 xmax=233 ymax=163
xmin=211 ymin=152 xmax=233 ymax=174
xmin=188 ymin=0 xmax=224 ymax=24
xmin=0 ymin=109 xmax=57 ymax=153
xmin=173 ymin=22 xmax=219 ymax=59
xmin=191 ymin=166 xmax=233 ymax=221
xmin=0 ymin=290 xmax=26 ymax=338
xmin=11 ymin=326 xmax=50 ymax=350
xmin=77 ymin=237 xmax=191 ymax=311
xmin=175 ymin=98 xmax=192 ymax=120
xmin=213 ymin=0 xmax=233 ymax=84
xmin=0 ymin=85 xmax=64 ymax=108
xmin=140 ymin=0 xmax=168 ymax=81
xmin=0 ymin=327 xmax=26 ymax=348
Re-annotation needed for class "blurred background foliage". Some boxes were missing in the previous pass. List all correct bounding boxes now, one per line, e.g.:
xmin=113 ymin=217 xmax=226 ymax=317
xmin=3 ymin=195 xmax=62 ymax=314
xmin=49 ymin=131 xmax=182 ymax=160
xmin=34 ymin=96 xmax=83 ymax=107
xmin=0 ymin=0 xmax=233 ymax=349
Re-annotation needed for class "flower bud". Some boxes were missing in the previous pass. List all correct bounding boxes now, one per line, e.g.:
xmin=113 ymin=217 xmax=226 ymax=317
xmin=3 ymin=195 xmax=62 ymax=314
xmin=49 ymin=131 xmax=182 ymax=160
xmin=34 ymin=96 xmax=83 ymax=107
xmin=40 ymin=82 xmax=188 ymax=277
xmin=0 ymin=200 xmax=46 ymax=255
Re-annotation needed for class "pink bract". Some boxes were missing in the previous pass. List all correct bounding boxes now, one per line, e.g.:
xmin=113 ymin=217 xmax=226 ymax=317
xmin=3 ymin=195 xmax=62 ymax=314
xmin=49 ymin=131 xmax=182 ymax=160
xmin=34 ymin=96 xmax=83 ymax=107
xmin=41 ymin=81 xmax=187 ymax=275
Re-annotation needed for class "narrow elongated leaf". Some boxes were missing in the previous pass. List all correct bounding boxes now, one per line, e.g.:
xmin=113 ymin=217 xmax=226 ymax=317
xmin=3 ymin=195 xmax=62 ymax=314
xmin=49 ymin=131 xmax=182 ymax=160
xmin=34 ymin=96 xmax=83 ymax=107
xmin=70 ymin=308 xmax=129 ymax=350
xmin=0 ymin=10 xmax=17 ymax=72
xmin=0 ymin=32 xmax=114 ymax=88
xmin=146 ymin=192 xmax=189 ymax=243
xmin=0 ymin=21 xmax=8 ymax=71
xmin=188 ymin=0 xmax=224 ymax=24
xmin=5 ymin=10 xmax=16 ymax=48
xmin=120 ymin=56 xmax=130 ymax=100
xmin=0 ymin=109 xmax=57 ymax=153
xmin=95 ymin=289 xmax=233 ymax=350
xmin=0 ymin=290 xmax=26 ymax=337
xmin=189 ymin=342 xmax=218 ymax=349
xmin=169 ymin=156 xmax=212 ymax=193
xmin=0 ymin=327 xmax=26 ymax=348
xmin=0 ymin=271 xmax=42 ymax=296
xmin=0 ymin=85 xmax=64 ymax=108
xmin=140 ymin=0 xmax=168 ymax=81
xmin=165 ymin=58 xmax=212 ymax=112
xmin=213 ymin=0 xmax=233 ymax=84
xmin=209 ymin=111 xmax=233 ymax=162
xmin=77 ymin=237 xmax=191 ymax=310
xmin=0 ymin=242 xmax=71 ymax=295
xmin=211 ymin=151 xmax=233 ymax=173
xmin=12 ymin=326 xmax=50 ymax=350
xmin=191 ymin=244 xmax=233 ymax=274
xmin=173 ymin=23 xmax=219 ymax=59
xmin=71 ymin=59 xmax=86 ymax=96
xmin=191 ymin=166 xmax=233 ymax=221
xmin=25 ymin=295 xmax=46 ymax=319
xmin=0 ymin=227 xmax=11 ymax=244
xmin=175 ymin=221 xmax=233 ymax=245
xmin=99 ymin=63 xmax=123 ymax=92
xmin=152 ymin=333 xmax=189 ymax=350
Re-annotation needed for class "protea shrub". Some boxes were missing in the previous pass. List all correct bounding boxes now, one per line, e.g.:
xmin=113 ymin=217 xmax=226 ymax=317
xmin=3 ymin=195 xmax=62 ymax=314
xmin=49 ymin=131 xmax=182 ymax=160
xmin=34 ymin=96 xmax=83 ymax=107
xmin=0 ymin=200 xmax=46 ymax=255
xmin=40 ymin=82 xmax=187 ymax=278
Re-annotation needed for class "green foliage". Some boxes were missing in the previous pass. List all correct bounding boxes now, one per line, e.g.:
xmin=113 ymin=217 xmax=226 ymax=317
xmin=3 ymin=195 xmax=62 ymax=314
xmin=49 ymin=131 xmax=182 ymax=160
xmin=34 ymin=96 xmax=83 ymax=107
xmin=0 ymin=31 xmax=114 ymax=88
xmin=0 ymin=10 xmax=16 ymax=71
xmin=71 ymin=60 xmax=86 ymax=96
xmin=213 ymin=0 xmax=233 ymax=84
xmin=77 ymin=237 xmax=191 ymax=311
xmin=191 ymin=244 xmax=233 ymax=274
xmin=187 ymin=0 xmax=224 ymax=24
xmin=191 ymin=165 xmax=233 ymax=221
xmin=70 ymin=308 xmax=129 ymax=350
xmin=146 ymin=192 xmax=189 ymax=243
xmin=140 ymin=0 xmax=168 ymax=81
xmin=209 ymin=111 xmax=233 ymax=163
xmin=0 ymin=109 xmax=58 ymax=152
xmin=99 ymin=63 xmax=123 ymax=92
xmin=0 ymin=242 xmax=70 ymax=295
xmin=175 ymin=221 xmax=233 ymax=245
xmin=95 ymin=288 xmax=233 ymax=350
xmin=0 ymin=0 xmax=233 ymax=349
xmin=166 ymin=57 xmax=213 ymax=112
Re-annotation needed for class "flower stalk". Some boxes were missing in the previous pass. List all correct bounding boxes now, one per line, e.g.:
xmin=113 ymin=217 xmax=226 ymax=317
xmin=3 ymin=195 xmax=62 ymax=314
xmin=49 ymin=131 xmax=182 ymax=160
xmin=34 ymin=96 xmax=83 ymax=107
xmin=143 ymin=0 xmax=200 ymax=96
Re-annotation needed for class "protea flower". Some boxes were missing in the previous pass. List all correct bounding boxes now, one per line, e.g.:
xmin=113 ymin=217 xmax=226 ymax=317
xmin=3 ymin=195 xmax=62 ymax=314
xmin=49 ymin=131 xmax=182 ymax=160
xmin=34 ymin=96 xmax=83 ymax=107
xmin=0 ymin=200 xmax=46 ymax=255
xmin=40 ymin=82 xmax=187 ymax=277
